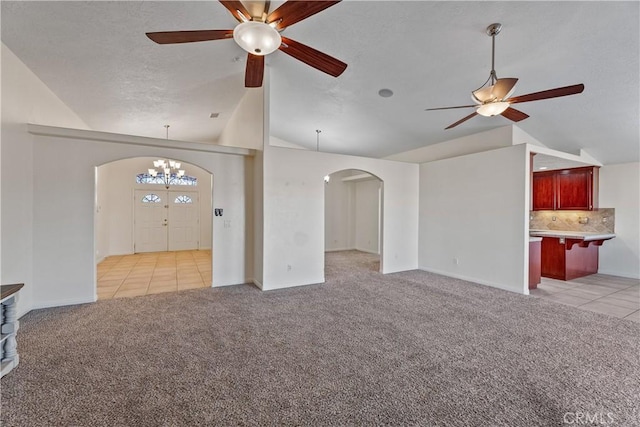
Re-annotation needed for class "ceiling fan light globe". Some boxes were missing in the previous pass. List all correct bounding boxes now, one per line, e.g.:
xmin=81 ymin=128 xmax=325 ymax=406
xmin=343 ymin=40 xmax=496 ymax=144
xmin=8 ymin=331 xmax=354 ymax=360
xmin=233 ymin=21 xmax=281 ymax=56
xmin=477 ymin=101 xmax=510 ymax=117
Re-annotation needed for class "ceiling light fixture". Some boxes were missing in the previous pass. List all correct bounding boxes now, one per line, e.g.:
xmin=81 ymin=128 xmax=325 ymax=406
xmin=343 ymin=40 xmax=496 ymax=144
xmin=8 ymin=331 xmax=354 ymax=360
xmin=146 ymin=125 xmax=187 ymax=189
xmin=378 ymin=88 xmax=394 ymax=98
xmin=316 ymin=129 xmax=322 ymax=151
xmin=233 ymin=21 xmax=282 ymax=56
xmin=316 ymin=129 xmax=330 ymax=183
xmin=477 ymin=101 xmax=510 ymax=117
xmin=148 ymin=159 xmax=186 ymax=190
xmin=471 ymin=23 xmax=518 ymax=104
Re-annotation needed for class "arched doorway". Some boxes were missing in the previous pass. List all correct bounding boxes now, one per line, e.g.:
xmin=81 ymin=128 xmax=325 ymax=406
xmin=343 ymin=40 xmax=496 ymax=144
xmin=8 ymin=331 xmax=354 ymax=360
xmin=95 ymin=157 xmax=213 ymax=299
xmin=324 ymin=169 xmax=383 ymax=273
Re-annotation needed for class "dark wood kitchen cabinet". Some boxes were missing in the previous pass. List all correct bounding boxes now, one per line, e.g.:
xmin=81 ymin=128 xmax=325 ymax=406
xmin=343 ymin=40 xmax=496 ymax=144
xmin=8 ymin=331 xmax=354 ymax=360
xmin=540 ymin=237 xmax=600 ymax=280
xmin=532 ymin=166 xmax=599 ymax=211
xmin=532 ymin=172 xmax=556 ymax=210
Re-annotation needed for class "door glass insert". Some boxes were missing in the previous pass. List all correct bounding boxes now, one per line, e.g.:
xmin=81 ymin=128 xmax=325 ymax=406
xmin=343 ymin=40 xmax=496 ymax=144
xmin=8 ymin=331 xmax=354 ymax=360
xmin=174 ymin=195 xmax=193 ymax=204
xmin=141 ymin=193 xmax=161 ymax=203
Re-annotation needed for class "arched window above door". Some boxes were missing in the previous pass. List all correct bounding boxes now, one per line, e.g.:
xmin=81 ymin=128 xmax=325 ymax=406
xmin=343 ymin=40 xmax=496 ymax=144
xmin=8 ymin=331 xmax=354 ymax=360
xmin=136 ymin=173 xmax=197 ymax=186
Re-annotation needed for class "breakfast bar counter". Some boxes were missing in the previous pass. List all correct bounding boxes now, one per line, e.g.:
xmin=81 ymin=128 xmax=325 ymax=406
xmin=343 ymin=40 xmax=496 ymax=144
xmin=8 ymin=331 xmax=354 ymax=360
xmin=529 ymin=230 xmax=615 ymax=280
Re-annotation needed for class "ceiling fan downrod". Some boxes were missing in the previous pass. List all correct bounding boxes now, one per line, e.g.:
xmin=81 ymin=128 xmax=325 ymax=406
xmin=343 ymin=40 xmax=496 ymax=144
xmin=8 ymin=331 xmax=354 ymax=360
xmin=487 ymin=23 xmax=502 ymax=85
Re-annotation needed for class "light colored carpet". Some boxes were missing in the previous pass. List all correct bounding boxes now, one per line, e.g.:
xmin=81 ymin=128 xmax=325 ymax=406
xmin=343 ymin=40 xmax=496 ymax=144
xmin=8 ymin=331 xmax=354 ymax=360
xmin=1 ymin=250 xmax=638 ymax=426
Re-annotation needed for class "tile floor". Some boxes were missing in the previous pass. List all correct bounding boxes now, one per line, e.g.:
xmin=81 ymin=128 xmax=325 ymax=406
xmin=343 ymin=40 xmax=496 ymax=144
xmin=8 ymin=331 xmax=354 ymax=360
xmin=97 ymin=250 xmax=211 ymax=300
xmin=530 ymin=274 xmax=640 ymax=322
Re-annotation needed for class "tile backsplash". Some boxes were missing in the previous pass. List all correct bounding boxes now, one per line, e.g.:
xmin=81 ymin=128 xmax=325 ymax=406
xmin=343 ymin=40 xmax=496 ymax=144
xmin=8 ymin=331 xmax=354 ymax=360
xmin=529 ymin=208 xmax=615 ymax=233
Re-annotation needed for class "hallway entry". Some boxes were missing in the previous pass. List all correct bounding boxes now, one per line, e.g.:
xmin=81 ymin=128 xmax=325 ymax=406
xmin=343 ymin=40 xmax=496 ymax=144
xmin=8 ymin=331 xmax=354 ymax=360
xmin=134 ymin=189 xmax=200 ymax=253
xmin=324 ymin=169 xmax=383 ymax=273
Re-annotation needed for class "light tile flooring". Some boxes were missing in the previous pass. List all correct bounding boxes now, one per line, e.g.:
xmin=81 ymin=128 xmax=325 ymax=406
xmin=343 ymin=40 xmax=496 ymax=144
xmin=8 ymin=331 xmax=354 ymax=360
xmin=530 ymin=274 xmax=640 ymax=322
xmin=97 ymin=250 xmax=211 ymax=300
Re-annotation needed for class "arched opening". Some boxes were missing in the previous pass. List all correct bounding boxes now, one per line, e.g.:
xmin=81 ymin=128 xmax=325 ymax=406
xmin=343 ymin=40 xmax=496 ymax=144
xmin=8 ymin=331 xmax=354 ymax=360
xmin=324 ymin=169 xmax=384 ymax=274
xmin=95 ymin=157 xmax=213 ymax=299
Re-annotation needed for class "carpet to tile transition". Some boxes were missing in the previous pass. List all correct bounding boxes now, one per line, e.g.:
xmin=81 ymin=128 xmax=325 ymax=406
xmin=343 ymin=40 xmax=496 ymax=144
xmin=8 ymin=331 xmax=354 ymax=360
xmin=1 ymin=251 xmax=638 ymax=426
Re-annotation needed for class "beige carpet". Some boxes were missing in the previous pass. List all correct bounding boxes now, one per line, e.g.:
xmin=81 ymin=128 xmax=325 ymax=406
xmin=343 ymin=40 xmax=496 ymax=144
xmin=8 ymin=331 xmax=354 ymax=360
xmin=1 ymin=251 xmax=638 ymax=426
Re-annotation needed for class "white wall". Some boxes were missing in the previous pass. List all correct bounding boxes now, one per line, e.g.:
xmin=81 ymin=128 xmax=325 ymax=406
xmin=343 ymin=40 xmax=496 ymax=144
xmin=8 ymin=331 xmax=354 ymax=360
xmin=598 ymin=162 xmax=640 ymax=278
xmin=249 ymin=151 xmax=263 ymax=287
xmin=96 ymin=157 xmax=213 ymax=257
xmin=218 ymin=88 xmax=264 ymax=150
xmin=28 ymin=129 xmax=251 ymax=309
xmin=420 ymin=144 xmax=529 ymax=294
xmin=385 ymin=126 xmax=515 ymax=163
xmin=1 ymin=43 xmax=90 ymax=316
xmin=355 ymin=179 xmax=381 ymax=254
xmin=95 ymin=166 xmax=110 ymax=262
xmin=324 ymin=171 xmax=381 ymax=253
xmin=325 ymin=170 xmax=355 ymax=251
xmin=262 ymin=144 xmax=419 ymax=290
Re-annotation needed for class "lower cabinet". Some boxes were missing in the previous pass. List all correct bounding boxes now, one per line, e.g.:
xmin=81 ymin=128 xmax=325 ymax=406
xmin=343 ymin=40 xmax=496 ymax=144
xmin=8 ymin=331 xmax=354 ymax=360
xmin=541 ymin=237 xmax=599 ymax=280
xmin=529 ymin=239 xmax=542 ymax=289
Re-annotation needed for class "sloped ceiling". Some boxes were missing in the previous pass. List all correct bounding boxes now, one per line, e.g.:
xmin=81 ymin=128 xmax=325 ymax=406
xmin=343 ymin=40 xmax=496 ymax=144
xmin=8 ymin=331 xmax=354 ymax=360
xmin=1 ymin=1 xmax=638 ymax=164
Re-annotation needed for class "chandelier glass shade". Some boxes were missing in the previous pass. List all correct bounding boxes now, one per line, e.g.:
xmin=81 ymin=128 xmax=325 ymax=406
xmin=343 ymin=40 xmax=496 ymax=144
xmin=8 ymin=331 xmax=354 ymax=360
xmin=472 ymin=78 xmax=518 ymax=104
xmin=477 ymin=101 xmax=510 ymax=117
xmin=148 ymin=159 xmax=186 ymax=188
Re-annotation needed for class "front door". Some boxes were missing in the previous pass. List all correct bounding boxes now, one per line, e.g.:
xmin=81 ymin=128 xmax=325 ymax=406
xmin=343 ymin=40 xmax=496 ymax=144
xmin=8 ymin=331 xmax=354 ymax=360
xmin=168 ymin=191 xmax=199 ymax=251
xmin=134 ymin=190 xmax=200 ymax=253
xmin=134 ymin=190 xmax=168 ymax=252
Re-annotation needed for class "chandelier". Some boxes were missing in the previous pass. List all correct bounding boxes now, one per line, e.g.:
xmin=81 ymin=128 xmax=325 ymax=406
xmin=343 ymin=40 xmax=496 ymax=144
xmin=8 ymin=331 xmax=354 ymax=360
xmin=148 ymin=159 xmax=186 ymax=189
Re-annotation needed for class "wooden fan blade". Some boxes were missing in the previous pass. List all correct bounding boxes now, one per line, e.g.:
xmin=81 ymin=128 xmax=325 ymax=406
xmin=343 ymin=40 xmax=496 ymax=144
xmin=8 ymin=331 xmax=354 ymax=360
xmin=501 ymin=107 xmax=529 ymax=122
xmin=425 ymin=105 xmax=477 ymax=111
xmin=268 ymin=1 xmax=341 ymax=30
xmin=219 ymin=0 xmax=252 ymax=22
xmin=245 ymin=53 xmax=264 ymax=88
xmin=146 ymin=30 xmax=233 ymax=44
xmin=445 ymin=112 xmax=478 ymax=130
xmin=279 ymin=37 xmax=347 ymax=77
xmin=506 ymin=84 xmax=585 ymax=104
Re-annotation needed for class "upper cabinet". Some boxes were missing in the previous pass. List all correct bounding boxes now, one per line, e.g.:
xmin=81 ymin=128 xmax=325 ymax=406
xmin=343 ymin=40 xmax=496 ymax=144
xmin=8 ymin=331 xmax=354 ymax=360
xmin=532 ymin=166 xmax=599 ymax=211
xmin=532 ymin=172 xmax=556 ymax=210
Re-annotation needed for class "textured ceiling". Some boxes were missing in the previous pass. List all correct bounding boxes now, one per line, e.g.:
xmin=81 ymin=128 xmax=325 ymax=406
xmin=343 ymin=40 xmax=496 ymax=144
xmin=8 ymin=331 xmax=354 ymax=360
xmin=2 ymin=1 xmax=638 ymax=164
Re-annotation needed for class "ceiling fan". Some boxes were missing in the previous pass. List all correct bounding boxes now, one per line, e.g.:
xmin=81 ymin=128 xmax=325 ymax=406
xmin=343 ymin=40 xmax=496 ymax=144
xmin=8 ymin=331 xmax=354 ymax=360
xmin=425 ymin=23 xmax=584 ymax=129
xmin=145 ymin=0 xmax=347 ymax=88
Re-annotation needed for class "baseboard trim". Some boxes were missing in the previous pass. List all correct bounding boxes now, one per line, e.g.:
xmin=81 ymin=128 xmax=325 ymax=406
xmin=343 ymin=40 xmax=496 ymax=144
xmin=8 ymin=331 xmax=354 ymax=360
xmin=325 ymin=247 xmax=354 ymax=252
xmin=261 ymin=278 xmax=325 ymax=291
xmin=32 ymin=296 xmax=96 ymax=311
xmin=354 ymin=247 xmax=380 ymax=255
xmin=419 ymin=267 xmax=527 ymax=295
xmin=250 ymin=279 xmax=263 ymax=290
xmin=597 ymin=269 xmax=640 ymax=280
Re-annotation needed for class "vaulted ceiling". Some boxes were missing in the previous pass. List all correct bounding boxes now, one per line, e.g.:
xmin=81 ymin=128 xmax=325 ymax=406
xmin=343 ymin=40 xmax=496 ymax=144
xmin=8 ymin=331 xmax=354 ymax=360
xmin=2 ymin=1 xmax=638 ymax=164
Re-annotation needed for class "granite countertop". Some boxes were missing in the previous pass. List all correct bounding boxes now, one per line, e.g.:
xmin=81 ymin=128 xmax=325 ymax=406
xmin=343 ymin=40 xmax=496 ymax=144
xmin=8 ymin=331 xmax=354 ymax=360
xmin=529 ymin=230 xmax=616 ymax=241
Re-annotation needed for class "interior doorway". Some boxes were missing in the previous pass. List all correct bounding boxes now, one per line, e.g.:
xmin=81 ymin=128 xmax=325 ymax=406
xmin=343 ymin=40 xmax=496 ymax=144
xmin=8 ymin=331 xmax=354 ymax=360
xmin=324 ymin=169 xmax=383 ymax=273
xmin=95 ymin=157 xmax=213 ymax=299
xmin=134 ymin=189 xmax=200 ymax=252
